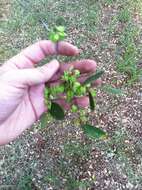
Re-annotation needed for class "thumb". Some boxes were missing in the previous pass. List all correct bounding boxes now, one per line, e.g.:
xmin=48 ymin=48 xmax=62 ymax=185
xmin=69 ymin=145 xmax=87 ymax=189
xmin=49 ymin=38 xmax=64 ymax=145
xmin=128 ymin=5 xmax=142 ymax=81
xmin=14 ymin=60 xmax=59 ymax=86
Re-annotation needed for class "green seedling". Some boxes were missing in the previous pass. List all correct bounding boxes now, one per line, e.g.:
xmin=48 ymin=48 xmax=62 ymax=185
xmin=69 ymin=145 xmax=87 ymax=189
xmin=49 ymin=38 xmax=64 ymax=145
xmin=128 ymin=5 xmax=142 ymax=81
xmin=42 ymin=24 xmax=124 ymax=139
xmin=40 ymin=25 xmax=106 ymax=140
xmin=49 ymin=25 xmax=67 ymax=42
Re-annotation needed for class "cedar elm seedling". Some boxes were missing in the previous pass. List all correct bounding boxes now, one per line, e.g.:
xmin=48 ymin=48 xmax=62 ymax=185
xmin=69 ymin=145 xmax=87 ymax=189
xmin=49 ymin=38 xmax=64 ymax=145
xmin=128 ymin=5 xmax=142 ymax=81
xmin=40 ymin=25 xmax=107 ymax=140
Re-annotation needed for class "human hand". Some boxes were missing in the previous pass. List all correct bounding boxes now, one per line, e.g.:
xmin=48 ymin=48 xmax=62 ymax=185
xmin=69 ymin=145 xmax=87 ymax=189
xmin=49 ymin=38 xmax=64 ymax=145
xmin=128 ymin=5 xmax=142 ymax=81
xmin=0 ymin=40 xmax=98 ymax=145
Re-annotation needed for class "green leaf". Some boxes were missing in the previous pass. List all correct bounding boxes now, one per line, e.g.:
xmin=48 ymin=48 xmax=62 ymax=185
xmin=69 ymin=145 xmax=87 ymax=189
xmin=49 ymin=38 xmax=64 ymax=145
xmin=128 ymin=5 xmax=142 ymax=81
xmin=58 ymin=32 xmax=67 ymax=41
xmin=55 ymin=26 xmax=65 ymax=32
xmin=49 ymin=102 xmax=65 ymax=120
xmin=88 ymin=91 xmax=95 ymax=111
xmin=49 ymin=32 xmax=59 ymax=42
xmin=44 ymin=88 xmax=49 ymax=98
xmin=71 ymin=105 xmax=78 ymax=113
xmin=83 ymin=70 xmax=104 ymax=85
xmin=81 ymin=124 xmax=107 ymax=139
xmin=40 ymin=112 xmax=48 ymax=129
xmin=103 ymin=85 xmax=123 ymax=95
xmin=67 ymin=90 xmax=74 ymax=102
xmin=90 ymin=89 xmax=97 ymax=97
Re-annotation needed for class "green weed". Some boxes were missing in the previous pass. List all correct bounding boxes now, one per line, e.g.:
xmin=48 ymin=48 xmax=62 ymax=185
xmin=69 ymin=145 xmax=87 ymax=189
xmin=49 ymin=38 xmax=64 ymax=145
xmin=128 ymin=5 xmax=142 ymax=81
xmin=17 ymin=175 xmax=33 ymax=190
xmin=103 ymin=0 xmax=117 ymax=6
xmin=118 ymin=8 xmax=131 ymax=23
xmin=44 ymin=141 xmax=93 ymax=189
xmin=107 ymin=16 xmax=118 ymax=36
xmin=116 ymin=23 xmax=141 ymax=83
xmin=63 ymin=141 xmax=92 ymax=159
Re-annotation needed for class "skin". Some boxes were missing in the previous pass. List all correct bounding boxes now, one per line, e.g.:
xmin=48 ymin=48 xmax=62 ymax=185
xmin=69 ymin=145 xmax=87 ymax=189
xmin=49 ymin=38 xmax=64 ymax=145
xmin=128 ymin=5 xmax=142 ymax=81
xmin=0 ymin=40 xmax=98 ymax=145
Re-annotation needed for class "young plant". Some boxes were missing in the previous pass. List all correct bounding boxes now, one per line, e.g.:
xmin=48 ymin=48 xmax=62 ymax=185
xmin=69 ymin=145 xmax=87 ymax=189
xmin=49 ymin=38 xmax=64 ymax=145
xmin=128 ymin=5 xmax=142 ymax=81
xmin=48 ymin=26 xmax=67 ymax=42
xmin=40 ymin=25 xmax=107 ymax=140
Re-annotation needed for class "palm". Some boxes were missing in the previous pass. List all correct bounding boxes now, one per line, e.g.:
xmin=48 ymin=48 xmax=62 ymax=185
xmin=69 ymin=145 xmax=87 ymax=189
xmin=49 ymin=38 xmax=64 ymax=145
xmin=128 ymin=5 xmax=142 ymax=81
xmin=3 ymin=83 xmax=45 ymax=128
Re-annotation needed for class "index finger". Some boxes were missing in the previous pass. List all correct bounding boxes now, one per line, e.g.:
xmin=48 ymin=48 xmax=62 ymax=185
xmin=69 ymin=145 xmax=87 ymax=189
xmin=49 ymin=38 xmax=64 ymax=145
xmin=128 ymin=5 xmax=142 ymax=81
xmin=5 ymin=40 xmax=79 ymax=69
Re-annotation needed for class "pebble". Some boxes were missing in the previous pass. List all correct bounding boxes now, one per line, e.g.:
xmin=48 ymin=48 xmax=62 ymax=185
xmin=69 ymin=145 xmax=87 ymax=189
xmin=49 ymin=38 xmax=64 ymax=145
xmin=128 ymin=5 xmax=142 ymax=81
xmin=126 ymin=182 xmax=134 ymax=189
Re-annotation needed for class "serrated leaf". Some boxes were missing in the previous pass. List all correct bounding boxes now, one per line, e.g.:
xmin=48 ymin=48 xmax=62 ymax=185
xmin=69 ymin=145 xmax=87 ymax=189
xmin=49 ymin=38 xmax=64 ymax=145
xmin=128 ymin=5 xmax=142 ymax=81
xmin=88 ymin=91 xmax=95 ymax=111
xmin=83 ymin=70 xmax=104 ymax=85
xmin=81 ymin=124 xmax=107 ymax=139
xmin=40 ymin=112 xmax=48 ymax=129
xmin=103 ymin=86 xmax=123 ymax=95
xmin=49 ymin=102 xmax=65 ymax=120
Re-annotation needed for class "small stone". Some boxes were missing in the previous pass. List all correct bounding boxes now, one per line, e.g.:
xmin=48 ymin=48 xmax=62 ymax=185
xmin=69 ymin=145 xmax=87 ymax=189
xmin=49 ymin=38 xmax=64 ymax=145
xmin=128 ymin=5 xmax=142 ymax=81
xmin=126 ymin=182 xmax=134 ymax=189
